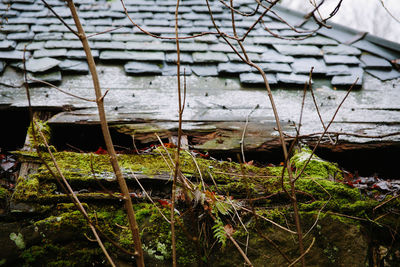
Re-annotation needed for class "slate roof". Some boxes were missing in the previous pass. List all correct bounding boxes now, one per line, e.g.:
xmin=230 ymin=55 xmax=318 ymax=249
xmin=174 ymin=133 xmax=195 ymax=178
xmin=1 ymin=0 xmax=400 ymax=88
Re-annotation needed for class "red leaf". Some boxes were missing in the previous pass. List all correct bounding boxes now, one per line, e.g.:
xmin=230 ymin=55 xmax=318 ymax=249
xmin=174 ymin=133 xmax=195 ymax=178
xmin=95 ymin=147 xmax=107 ymax=154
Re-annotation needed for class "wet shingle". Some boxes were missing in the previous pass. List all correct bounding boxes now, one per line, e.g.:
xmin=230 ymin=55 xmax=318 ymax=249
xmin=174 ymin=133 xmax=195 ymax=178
xmin=273 ymin=45 xmax=322 ymax=56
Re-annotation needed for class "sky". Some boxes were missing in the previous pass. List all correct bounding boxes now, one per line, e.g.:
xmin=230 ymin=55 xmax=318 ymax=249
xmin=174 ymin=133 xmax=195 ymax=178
xmin=279 ymin=0 xmax=400 ymax=43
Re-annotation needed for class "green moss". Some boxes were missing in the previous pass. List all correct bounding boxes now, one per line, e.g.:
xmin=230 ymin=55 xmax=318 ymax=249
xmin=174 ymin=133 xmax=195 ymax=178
xmin=291 ymin=146 xmax=342 ymax=179
xmin=27 ymin=120 xmax=56 ymax=152
xmin=13 ymin=176 xmax=39 ymax=201
xmin=0 ymin=187 xmax=9 ymax=201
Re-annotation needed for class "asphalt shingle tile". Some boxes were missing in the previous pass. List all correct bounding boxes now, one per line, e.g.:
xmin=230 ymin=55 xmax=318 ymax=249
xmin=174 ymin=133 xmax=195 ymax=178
xmin=36 ymin=18 xmax=61 ymax=25
xmin=0 ymin=25 xmax=29 ymax=33
xmin=180 ymin=43 xmax=209 ymax=52
xmin=240 ymin=72 xmax=277 ymax=85
xmin=31 ymin=25 xmax=50 ymax=33
xmin=87 ymin=33 xmax=112 ymax=41
xmin=277 ymin=73 xmax=310 ymax=84
xmin=22 ymin=57 xmax=60 ymax=73
xmin=67 ymin=49 xmax=99 ymax=59
xmin=273 ymin=44 xmax=322 ymax=56
xmin=331 ymin=67 xmax=363 ymax=86
xmin=217 ymin=62 xmax=252 ymax=74
xmin=126 ymin=41 xmax=176 ymax=52
xmin=162 ymin=65 xmax=192 ymax=76
xmin=260 ymin=49 xmax=294 ymax=63
xmin=100 ymin=51 xmax=165 ymax=62
xmin=228 ymin=53 xmax=261 ymax=62
xmin=295 ymin=36 xmax=338 ymax=45
xmin=92 ymin=41 xmax=126 ymax=50
xmin=124 ymin=61 xmax=163 ymax=75
xmin=360 ymin=54 xmax=392 ymax=69
xmin=34 ymin=49 xmax=67 ymax=58
xmin=259 ymin=62 xmax=292 ymax=73
xmin=323 ymin=55 xmax=360 ymax=65
xmin=35 ymin=32 xmax=63 ymax=41
xmin=193 ymin=52 xmax=228 ymax=63
xmin=0 ymin=40 xmax=16 ymax=50
xmin=166 ymin=53 xmax=194 ymax=64
xmin=291 ymin=58 xmax=326 ymax=74
xmin=112 ymin=33 xmax=153 ymax=42
xmin=366 ymin=69 xmax=400 ymax=81
xmin=11 ymin=3 xmax=44 ymax=11
xmin=353 ymin=39 xmax=400 ymax=61
xmin=194 ymin=35 xmax=219 ymax=44
xmin=20 ymin=10 xmax=49 ymax=18
xmin=45 ymin=40 xmax=84 ymax=49
xmin=86 ymin=18 xmax=113 ymax=26
xmin=322 ymin=44 xmax=361 ymax=55
xmin=326 ymin=65 xmax=351 ymax=76
xmin=6 ymin=17 xmax=37 ymax=24
xmin=191 ymin=65 xmax=219 ymax=76
xmin=7 ymin=32 xmax=35 ymax=41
